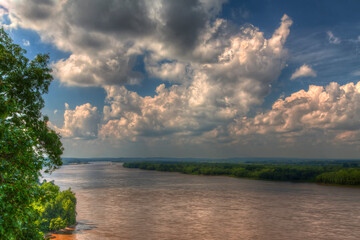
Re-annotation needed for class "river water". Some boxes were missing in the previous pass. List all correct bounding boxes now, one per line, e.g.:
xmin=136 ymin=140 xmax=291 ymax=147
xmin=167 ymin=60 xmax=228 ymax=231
xmin=44 ymin=162 xmax=360 ymax=240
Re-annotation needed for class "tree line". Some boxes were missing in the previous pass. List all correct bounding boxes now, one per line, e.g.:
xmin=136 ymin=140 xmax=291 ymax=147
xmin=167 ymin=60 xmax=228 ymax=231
xmin=123 ymin=162 xmax=360 ymax=185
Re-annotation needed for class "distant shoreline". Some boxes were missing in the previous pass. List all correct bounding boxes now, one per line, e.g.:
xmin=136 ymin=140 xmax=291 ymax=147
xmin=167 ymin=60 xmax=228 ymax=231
xmin=123 ymin=161 xmax=360 ymax=186
xmin=65 ymin=162 xmax=90 ymax=165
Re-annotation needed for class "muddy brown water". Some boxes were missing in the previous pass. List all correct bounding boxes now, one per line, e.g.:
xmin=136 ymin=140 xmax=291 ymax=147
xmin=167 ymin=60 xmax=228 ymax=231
xmin=44 ymin=162 xmax=360 ymax=240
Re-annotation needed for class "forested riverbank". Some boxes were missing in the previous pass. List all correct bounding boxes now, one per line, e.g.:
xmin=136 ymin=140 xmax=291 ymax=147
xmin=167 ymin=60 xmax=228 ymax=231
xmin=35 ymin=181 xmax=77 ymax=234
xmin=123 ymin=162 xmax=360 ymax=185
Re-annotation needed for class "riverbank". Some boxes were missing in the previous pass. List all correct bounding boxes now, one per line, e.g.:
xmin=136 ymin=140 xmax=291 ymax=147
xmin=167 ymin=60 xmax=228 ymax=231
xmin=45 ymin=224 xmax=77 ymax=239
xmin=123 ymin=162 xmax=360 ymax=186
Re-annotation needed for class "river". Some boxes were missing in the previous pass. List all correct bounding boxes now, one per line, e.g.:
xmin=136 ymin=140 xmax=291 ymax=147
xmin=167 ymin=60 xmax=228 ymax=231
xmin=44 ymin=162 xmax=360 ymax=240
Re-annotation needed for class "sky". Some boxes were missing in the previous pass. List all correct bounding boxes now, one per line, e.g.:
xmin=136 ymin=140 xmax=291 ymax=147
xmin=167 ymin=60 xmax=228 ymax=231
xmin=1 ymin=0 xmax=360 ymax=159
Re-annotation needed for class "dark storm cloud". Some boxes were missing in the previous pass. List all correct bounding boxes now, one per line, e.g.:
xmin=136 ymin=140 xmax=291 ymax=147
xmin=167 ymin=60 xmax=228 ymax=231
xmin=60 ymin=0 xmax=221 ymax=55
xmin=21 ymin=0 xmax=55 ymax=20
xmin=14 ymin=0 xmax=220 ymax=53
xmin=160 ymin=0 xmax=208 ymax=53
xmin=63 ymin=0 xmax=156 ymax=36
xmin=4 ymin=0 xmax=227 ymax=86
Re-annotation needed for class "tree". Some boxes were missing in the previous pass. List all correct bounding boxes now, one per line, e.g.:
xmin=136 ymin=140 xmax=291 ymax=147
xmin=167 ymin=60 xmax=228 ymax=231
xmin=34 ymin=181 xmax=76 ymax=233
xmin=0 ymin=28 xmax=64 ymax=239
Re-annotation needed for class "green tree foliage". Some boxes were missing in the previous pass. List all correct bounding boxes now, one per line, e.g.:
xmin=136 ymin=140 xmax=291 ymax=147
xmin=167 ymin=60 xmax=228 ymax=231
xmin=123 ymin=162 xmax=360 ymax=186
xmin=316 ymin=169 xmax=360 ymax=185
xmin=34 ymin=181 xmax=76 ymax=232
xmin=0 ymin=28 xmax=64 ymax=239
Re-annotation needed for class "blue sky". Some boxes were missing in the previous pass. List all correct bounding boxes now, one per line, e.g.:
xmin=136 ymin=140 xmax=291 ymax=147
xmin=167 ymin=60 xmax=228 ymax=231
xmin=2 ymin=0 xmax=360 ymax=158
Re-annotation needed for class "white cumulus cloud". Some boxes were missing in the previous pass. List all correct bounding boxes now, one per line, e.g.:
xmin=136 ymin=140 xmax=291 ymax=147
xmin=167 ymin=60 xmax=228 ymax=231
xmin=231 ymin=81 xmax=360 ymax=144
xmin=99 ymin=15 xmax=293 ymax=142
xmin=290 ymin=64 xmax=317 ymax=80
xmin=51 ymin=103 xmax=100 ymax=139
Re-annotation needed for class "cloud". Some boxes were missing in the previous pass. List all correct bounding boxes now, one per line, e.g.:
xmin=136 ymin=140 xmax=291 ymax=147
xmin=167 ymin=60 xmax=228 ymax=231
xmin=99 ymin=15 xmax=293 ymax=142
xmin=22 ymin=39 xmax=30 ymax=46
xmin=52 ymin=51 xmax=143 ymax=86
xmin=0 ymin=6 xmax=7 ymax=22
xmin=290 ymin=64 xmax=317 ymax=80
xmin=327 ymin=31 xmax=341 ymax=44
xmin=145 ymin=60 xmax=192 ymax=84
xmin=59 ymin=82 xmax=360 ymax=158
xmin=351 ymin=70 xmax=360 ymax=76
xmin=51 ymin=103 xmax=100 ymax=139
xmin=1 ymin=0 xmax=228 ymax=86
xmin=231 ymin=81 xmax=360 ymax=144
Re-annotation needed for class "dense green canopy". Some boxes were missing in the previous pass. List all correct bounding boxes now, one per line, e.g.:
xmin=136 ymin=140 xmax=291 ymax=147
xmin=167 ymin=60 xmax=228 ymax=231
xmin=0 ymin=28 xmax=64 ymax=239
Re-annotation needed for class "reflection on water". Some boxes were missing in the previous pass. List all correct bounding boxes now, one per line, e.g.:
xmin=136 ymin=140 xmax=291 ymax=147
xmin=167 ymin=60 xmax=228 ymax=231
xmin=44 ymin=162 xmax=360 ymax=240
